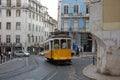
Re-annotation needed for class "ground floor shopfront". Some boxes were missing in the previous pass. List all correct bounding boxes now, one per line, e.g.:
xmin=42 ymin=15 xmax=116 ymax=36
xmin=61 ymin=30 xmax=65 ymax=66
xmin=0 ymin=43 xmax=44 ymax=55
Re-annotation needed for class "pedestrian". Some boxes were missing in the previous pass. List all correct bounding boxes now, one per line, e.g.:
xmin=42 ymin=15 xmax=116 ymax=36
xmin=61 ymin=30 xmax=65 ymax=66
xmin=0 ymin=52 xmax=3 ymax=63
xmin=8 ymin=51 xmax=11 ymax=59
xmin=76 ymin=47 xmax=79 ymax=56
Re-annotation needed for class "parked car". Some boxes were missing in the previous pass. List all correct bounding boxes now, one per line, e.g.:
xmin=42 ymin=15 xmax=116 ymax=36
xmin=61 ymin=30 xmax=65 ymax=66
xmin=14 ymin=50 xmax=30 ymax=57
xmin=38 ymin=51 xmax=44 ymax=56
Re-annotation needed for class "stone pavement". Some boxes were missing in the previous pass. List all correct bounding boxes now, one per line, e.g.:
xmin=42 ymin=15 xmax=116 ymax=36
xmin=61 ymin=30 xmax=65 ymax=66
xmin=72 ymin=52 xmax=96 ymax=59
xmin=0 ymin=58 xmax=26 ymax=74
xmin=83 ymin=64 xmax=120 ymax=80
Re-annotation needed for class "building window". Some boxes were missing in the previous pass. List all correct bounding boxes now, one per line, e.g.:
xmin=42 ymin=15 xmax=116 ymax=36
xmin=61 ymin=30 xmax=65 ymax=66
xmin=36 ymin=36 xmax=37 ymax=42
xmin=36 ymin=25 xmax=38 ymax=32
xmin=0 ymin=22 xmax=1 ymax=29
xmin=6 ymin=10 xmax=11 ymax=17
xmin=6 ymin=35 xmax=11 ymax=43
xmin=39 ymin=26 xmax=40 ymax=32
xmin=29 ymin=12 xmax=31 ymax=18
xmin=73 ymin=20 xmax=79 ymax=31
xmin=74 ymin=5 xmax=79 ymax=14
xmin=29 ymin=23 xmax=31 ymax=31
xmin=33 ymin=13 xmax=35 ymax=19
xmin=16 ymin=22 xmax=21 ymax=30
xmin=32 ymin=36 xmax=34 ymax=42
xmin=0 ymin=35 xmax=1 ymax=43
xmin=32 ymin=24 xmax=34 ymax=31
xmin=16 ymin=0 xmax=21 ymax=7
xmin=63 ymin=21 xmax=69 ymax=31
xmin=16 ymin=35 xmax=20 ymax=43
xmin=6 ymin=22 xmax=11 ymax=30
xmin=7 ymin=0 xmax=11 ymax=7
xmin=16 ymin=10 xmax=21 ymax=17
xmin=64 ymin=5 xmax=69 ymax=14
xmin=86 ymin=5 xmax=89 ymax=14
xmin=0 ymin=0 xmax=1 ymax=5
xmin=0 ymin=10 xmax=1 ymax=17
xmin=36 ymin=14 xmax=38 ymax=21
xmin=28 ymin=35 xmax=30 ymax=43
xmin=39 ymin=36 xmax=40 ymax=42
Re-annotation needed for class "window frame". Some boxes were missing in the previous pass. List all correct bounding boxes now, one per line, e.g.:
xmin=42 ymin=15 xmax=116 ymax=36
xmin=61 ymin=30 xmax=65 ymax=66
xmin=0 ymin=10 xmax=1 ymax=17
xmin=64 ymin=5 xmax=69 ymax=14
xmin=73 ymin=5 xmax=79 ymax=14
xmin=7 ymin=0 xmax=11 ymax=7
xmin=16 ymin=0 xmax=21 ymax=7
xmin=16 ymin=35 xmax=20 ymax=43
xmin=0 ymin=22 xmax=1 ymax=30
xmin=6 ymin=10 xmax=11 ymax=17
xmin=16 ymin=22 xmax=21 ymax=30
xmin=6 ymin=35 xmax=11 ymax=43
xmin=6 ymin=22 xmax=11 ymax=30
xmin=16 ymin=10 xmax=21 ymax=17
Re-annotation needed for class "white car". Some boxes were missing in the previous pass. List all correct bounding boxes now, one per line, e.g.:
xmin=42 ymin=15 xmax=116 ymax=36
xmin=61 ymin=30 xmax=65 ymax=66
xmin=14 ymin=50 xmax=30 ymax=57
xmin=38 ymin=51 xmax=44 ymax=56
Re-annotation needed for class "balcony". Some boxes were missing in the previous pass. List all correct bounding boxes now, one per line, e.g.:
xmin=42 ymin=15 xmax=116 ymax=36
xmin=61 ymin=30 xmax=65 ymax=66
xmin=61 ymin=27 xmax=88 ymax=33
xmin=0 ymin=4 xmax=25 ymax=9
xmin=61 ymin=13 xmax=89 ymax=19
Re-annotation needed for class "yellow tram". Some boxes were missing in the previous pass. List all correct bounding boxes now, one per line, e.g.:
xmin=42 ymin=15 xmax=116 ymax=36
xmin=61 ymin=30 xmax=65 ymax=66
xmin=44 ymin=32 xmax=72 ymax=62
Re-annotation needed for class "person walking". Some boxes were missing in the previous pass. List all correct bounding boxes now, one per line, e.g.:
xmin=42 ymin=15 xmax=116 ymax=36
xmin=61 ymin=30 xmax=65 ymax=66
xmin=8 ymin=51 xmax=11 ymax=59
xmin=0 ymin=52 xmax=3 ymax=63
xmin=76 ymin=47 xmax=79 ymax=56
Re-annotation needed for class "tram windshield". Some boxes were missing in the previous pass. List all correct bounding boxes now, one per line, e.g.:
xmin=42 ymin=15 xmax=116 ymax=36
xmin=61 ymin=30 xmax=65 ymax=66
xmin=53 ymin=39 xmax=71 ymax=49
xmin=61 ymin=39 xmax=66 ymax=48
xmin=54 ymin=39 xmax=59 ymax=49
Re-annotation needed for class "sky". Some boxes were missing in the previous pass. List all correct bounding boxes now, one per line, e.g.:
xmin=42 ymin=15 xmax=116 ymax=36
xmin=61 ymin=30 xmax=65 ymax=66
xmin=41 ymin=0 xmax=58 ymax=20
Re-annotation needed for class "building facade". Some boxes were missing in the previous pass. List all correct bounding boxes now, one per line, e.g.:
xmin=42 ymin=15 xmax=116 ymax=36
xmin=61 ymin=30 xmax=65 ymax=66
xmin=89 ymin=0 xmax=120 ymax=76
xmin=58 ymin=0 xmax=92 ymax=52
xmin=0 ymin=0 xmax=55 ymax=53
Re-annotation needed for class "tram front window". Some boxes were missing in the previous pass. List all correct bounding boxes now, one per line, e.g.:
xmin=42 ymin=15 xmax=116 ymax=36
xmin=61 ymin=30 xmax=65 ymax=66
xmin=61 ymin=39 xmax=66 ymax=48
xmin=54 ymin=40 xmax=59 ymax=49
xmin=68 ymin=39 xmax=71 ymax=49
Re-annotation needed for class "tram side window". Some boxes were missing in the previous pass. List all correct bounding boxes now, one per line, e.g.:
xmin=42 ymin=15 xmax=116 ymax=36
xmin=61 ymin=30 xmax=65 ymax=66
xmin=51 ymin=41 xmax=53 ymax=50
xmin=54 ymin=39 xmax=59 ymax=49
xmin=68 ymin=39 xmax=71 ymax=49
xmin=46 ymin=42 xmax=49 ymax=50
xmin=45 ymin=42 xmax=49 ymax=50
xmin=61 ymin=39 xmax=66 ymax=48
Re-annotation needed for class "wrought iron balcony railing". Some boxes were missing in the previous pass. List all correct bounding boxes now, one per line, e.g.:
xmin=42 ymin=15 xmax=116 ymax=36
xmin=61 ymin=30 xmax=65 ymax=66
xmin=61 ymin=13 xmax=89 ymax=18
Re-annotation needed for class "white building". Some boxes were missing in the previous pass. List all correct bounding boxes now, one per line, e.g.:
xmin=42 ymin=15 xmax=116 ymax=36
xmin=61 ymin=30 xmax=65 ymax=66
xmin=0 ymin=0 xmax=54 ymax=53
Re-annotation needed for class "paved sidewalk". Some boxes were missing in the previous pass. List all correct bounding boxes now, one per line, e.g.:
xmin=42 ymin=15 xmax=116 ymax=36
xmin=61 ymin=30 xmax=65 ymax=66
xmin=0 ymin=58 xmax=26 ymax=74
xmin=83 ymin=64 xmax=120 ymax=80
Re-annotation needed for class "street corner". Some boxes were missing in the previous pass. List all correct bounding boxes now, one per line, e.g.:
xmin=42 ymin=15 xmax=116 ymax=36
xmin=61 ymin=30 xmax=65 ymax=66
xmin=82 ymin=64 xmax=120 ymax=80
xmin=82 ymin=64 xmax=97 ymax=80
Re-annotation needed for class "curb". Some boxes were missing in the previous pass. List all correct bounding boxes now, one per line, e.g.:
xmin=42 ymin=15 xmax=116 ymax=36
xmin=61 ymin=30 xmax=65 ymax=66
xmin=0 ymin=58 xmax=19 ymax=66
xmin=82 ymin=64 xmax=120 ymax=80
xmin=82 ymin=64 xmax=97 ymax=80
